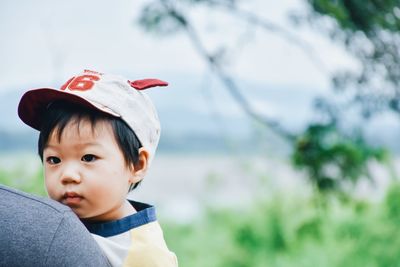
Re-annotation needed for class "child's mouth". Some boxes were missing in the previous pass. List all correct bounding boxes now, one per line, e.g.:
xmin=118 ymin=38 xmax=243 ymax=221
xmin=62 ymin=192 xmax=83 ymax=205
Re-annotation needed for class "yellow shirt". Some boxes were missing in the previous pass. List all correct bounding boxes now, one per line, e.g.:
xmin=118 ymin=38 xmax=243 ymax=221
xmin=83 ymin=201 xmax=178 ymax=267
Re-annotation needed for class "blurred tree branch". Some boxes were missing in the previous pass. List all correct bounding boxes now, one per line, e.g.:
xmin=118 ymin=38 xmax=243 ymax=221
xmin=199 ymin=0 xmax=328 ymax=73
xmin=138 ymin=0 xmax=329 ymax=141
xmin=137 ymin=0 xmax=390 ymax=195
xmin=140 ymin=0 xmax=306 ymax=142
xmin=304 ymin=0 xmax=400 ymax=118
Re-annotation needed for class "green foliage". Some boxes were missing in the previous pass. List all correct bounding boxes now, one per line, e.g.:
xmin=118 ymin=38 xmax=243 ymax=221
xmin=138 ymin=0 xmax=238 ymax=35
xmin=0 ymin=163 xmax=46 ymax=196
xmin=384 ymin=182 xmax=400 ymax=220
xmin=292 ymin=123 xmax=387 ymax=193
xmin=306 ymin=0 xmax=400 ymax=117
xmin=308 ymin=0 xmax=400 ymax=33
xmin=139 ymin=1 xmax=187 ymax=35
xmin=164 ymin=183 xmax=400 ymax=267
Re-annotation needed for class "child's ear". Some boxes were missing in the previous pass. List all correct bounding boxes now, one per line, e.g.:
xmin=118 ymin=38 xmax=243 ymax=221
xmin=129 ymin=148 xmax=149 ymax=184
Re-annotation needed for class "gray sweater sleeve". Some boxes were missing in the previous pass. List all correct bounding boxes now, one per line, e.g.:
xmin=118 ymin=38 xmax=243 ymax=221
xmin=0 ymin=185 xmax=111 ymax=267
xmin=45 ymin=211 xmax=111 ymax=267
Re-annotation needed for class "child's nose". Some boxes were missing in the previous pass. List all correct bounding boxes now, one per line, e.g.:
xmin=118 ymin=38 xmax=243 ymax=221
xmin=60 ymin=163 xmax=82 ymax=184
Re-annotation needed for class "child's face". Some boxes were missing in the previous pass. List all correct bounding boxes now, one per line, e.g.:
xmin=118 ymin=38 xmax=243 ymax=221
xmin=43 ymin=118 xmax=139 ymax=221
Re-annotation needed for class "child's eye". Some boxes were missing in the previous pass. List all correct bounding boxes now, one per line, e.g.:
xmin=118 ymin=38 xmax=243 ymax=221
xmin=81 ymin=154 xmax=97 ymax=162
xmin=46 ymin=156 xmax=61 ymax=165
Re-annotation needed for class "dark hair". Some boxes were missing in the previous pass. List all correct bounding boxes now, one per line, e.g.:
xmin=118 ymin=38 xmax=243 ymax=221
xmin=38 ymin=101 xmax=143 ymax=191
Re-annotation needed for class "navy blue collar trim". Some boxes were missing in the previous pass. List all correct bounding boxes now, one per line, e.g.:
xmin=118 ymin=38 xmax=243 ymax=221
xmin=81 ymin=200 xmax=157 ymax=237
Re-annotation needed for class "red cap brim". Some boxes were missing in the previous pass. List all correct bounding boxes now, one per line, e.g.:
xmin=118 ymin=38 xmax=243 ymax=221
xmin=18 ymin=88 xmax=101 ymax=130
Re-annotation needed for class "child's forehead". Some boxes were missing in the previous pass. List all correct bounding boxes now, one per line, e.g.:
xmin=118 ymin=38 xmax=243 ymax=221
xmin=51 ymin=116 xmax=115 ymax=141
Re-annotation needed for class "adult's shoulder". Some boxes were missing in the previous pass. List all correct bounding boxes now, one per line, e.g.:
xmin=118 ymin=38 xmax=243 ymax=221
xmin=0 ymin=184 xmax=70 ymax=213
xmin=0 ymin=185 xmax=111 ymax=267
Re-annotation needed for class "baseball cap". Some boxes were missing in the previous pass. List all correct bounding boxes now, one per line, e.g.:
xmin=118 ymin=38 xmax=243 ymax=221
xmin=18 ymin=70 xmax=168 ymax=164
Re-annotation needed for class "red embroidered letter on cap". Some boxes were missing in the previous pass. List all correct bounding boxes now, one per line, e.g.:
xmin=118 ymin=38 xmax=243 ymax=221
xmin=128 ymin=79 xmax=168 ymax=90
xmin=60 ymin=77 xmax=75 ymax=90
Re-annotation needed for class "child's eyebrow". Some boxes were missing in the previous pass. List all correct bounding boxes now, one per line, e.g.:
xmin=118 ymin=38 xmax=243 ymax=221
xmin=44 ymin=142 xmax=104 ymax=149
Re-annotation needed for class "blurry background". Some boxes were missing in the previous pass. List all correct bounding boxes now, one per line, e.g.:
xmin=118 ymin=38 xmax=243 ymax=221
xmin=1 ymin=0 xmax=400 ymax=266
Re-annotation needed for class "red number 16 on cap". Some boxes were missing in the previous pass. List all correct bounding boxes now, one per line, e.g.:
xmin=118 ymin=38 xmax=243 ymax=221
xmin=61 ymin=75 xmax=100 ymax=91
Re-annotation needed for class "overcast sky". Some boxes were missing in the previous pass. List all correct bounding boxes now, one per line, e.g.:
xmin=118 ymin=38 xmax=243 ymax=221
xmin=1 ymin=0 xmax=399 ymax=158
xmin=0 ymin=0 xmax=356 ymax=93
xmin=0 ymin=0 xmax=372 ymax=138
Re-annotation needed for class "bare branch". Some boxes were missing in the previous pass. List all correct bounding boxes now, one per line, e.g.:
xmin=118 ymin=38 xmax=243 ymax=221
xmin=201 ymin=1 xmax=328 ymax=74
xmin=159 ymin=0 xmax=296 ymax=142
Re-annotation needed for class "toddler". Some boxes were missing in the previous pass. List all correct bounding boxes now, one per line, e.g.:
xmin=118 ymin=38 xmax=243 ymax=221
xmin=18 ymin=70 xmax=178 ymax=267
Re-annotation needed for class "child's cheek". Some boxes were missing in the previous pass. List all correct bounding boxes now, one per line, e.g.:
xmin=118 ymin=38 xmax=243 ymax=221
xmin=44 ymin=176 xmax=56 ymax=199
